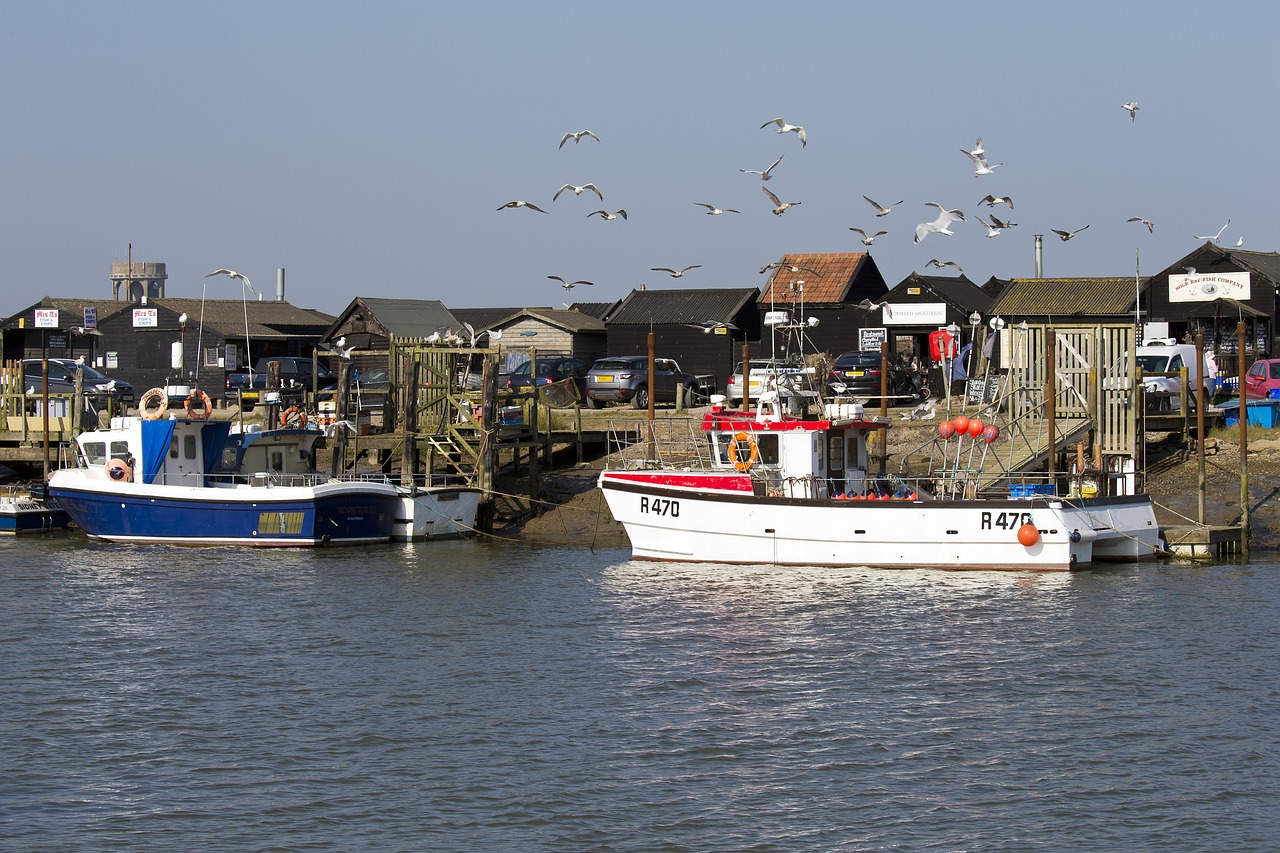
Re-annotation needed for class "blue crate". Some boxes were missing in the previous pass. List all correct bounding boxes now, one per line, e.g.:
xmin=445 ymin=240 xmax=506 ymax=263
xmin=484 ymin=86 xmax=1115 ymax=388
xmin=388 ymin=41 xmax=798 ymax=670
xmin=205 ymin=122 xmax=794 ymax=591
xmin=1009 ymin=483 xmax=1057 ymax=498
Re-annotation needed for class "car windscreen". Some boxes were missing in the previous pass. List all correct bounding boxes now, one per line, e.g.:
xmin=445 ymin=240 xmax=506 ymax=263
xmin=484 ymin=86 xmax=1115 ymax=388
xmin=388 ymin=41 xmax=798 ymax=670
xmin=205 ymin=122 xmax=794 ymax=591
xmin=592 ymin=359 xmax=643 ymax=371
xmin=1135 ymin=355 xmax=1171 ymax=373
xmin=833 ymin=353 xmax=880 ymax=368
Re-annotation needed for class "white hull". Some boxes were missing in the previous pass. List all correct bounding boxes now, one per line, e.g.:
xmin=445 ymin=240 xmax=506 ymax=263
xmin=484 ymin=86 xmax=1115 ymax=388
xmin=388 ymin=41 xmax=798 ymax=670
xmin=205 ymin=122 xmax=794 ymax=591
xmin=601 ymin=474 xmax=1160 ymax=571
xmin=392 ymin=486 xmax=482 ymax=541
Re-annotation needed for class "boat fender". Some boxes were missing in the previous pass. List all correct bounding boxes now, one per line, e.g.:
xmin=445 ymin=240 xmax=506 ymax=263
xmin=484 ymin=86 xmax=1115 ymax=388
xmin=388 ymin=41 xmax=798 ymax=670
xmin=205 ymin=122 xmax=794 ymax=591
xmin=1069 ymin=529 xmax=1082 ymax=543
xmin=1017 ymin=523 xmax=1041 ymax=547
xmin=184 ymin=389 xmax=213 ymax=420
xmin=139 ymin=387 xmax=168 ymax=420
xmin=106 ymin=458 xmax=132 ymax=482
xmin=280 ymin=407 xmax=308 ymax=429
xmin=728 ymin=431 xmax=759 ymax=472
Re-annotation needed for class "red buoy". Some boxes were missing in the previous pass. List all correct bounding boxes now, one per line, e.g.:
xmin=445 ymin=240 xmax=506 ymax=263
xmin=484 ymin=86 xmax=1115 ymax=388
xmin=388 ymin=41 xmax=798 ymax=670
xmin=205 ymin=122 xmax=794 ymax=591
xmin=1018 ymin=523 xmax=1041 ymax=547
xmin=953 ymin=414 xmax=970 ymax=434
xmin=983 ymin=424 xmax=1000 ymax=443
xmin=967 ymin=417 xmax=984 ymax=437
xmin=938 ymin=421 xmax=955 ymax=438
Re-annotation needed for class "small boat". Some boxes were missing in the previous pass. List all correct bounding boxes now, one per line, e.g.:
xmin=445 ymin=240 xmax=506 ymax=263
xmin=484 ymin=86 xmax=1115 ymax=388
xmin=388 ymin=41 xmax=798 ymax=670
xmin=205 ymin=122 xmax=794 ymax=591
xmin=393 ymin=482 xmax=482 ymax=541
xmin=0 ymin=482 xmax=71 ymax=534
xmin=48 ymin=415 xmax=401 ymax=546
xmin=599 ymin=394 xmax=1162 ymax=571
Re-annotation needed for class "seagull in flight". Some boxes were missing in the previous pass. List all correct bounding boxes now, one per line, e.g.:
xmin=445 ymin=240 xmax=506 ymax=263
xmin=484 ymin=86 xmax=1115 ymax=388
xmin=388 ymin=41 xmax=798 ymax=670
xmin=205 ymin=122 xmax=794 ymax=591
xmin=975 ymin=215 xmax=1004 ymax=238
xmin=855 ymin=298 xmax=893 ymax=318
xmin=1127 ymin=216 xmax=1154 ymax=233
xmin=205 ymin=268 xmax=255 ymax=293
xmin=587 ymin=209 xmax=627 ymax=220
xmin=1194 ymin=219 xmax=1230 ymax=242
xmin=685 ymin=320 xmax=741 ymax=334
xmin=848 ymin=227 xmax=887 ymax=246
xmin=1052 ymin=225 xmax=1090 ymax=241
xmin=548 ymin=276 xmax=594 ymax=290
xmin=559 ymin=129 xmax=600 ymax=148
xmin=695 ymin=203 xmax=740 ymax=215
xmin=762 ymin=186 xmax=801 ymax=216
xmin=862 ymin=195 xmax=903 ymax=217
xmin=497 ymin=200 xmax=548 ymax=213
xmin=978 ymin=194 xmax=1014 ymax=209
xmin=914 ymin=202 xmax=964 ymax=242
xmin=989 ymin=213 xmax=1017 ymax=230
xmin=926 ymin=259 xmax=964 ymax=273
xmin=962 ymin=149 xmax=1002 ymax=177
xmin=760 ymin=262 xmax=820 ymax=276
xmin=553 ymin=183 xmax=603 ymax=202
xmin=1122 ymin=101 xmax=1139 ymax=122
xmin=760 ymin=117 xmax=807 ymax=147
xmin=739 ymin=154 xmax=784 ymax=181
xmin=651 ymin=265 xmax=702 ymax=278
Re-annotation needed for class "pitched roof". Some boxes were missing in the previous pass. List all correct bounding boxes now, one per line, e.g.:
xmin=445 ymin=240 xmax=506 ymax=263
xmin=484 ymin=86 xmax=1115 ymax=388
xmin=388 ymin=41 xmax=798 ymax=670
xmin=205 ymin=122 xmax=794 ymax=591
xmin=451 ymin=306 xmax=551 ymax=332
xmin=0 ymin=296 xmax=333 ymax=338
xmin=490 ymin=308 xmax=606 ymax=333
xmin=891 ymin=273 xmax=996 ymax=312
xmin=325 ymin=297 xmax=460 ymax=342
xmin=988 ymin=278 xmax=1139 ymax=317
xmin=759 ymin=253 xmax=867 ymax=304
xmin=607 ymin=287 xmax=760 ymax=325
xmin=567 ymin=301 xmax=620 ymax=321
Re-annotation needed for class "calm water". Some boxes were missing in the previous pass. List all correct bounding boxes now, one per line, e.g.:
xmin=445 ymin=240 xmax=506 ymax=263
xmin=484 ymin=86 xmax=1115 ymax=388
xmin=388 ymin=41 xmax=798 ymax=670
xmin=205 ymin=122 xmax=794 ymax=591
xmin=3 ymin=536 xmax=1279 ymax=852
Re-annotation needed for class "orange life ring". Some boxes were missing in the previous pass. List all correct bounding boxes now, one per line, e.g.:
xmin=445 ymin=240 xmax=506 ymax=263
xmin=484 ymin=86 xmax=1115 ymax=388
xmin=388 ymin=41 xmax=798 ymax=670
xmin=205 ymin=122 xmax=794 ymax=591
xmin=280 ymin=406 xmax=308 ymax=429
xmin=727 ymin=431 xmax=759 ymax=472
xmin=184 ymin=389 xmax=213 ymax=419
xmin=106 ymin=458 xmax=132 ymax=482
xmin=139 ymin=387 xmax=168 ymax=420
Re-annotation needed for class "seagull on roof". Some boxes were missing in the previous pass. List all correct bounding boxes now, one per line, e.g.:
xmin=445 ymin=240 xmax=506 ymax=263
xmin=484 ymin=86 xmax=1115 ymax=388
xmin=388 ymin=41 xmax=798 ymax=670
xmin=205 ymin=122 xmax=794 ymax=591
xmin=760 ymin=262 xmax=820 ymax=276
xmin=1052 ymin=225 xmax=1090 ymax=241
xmin=1122 ymin=101 xmax=1139 ymax=121
xmin=553 ymin=183 xmax=603 ymax=202
xmin=927 ymin=259 xmax=964 ymax=273
xmin=587 ymin=209 xmax=627 ymax=220
xmin=205 ymin=268 xmax=255 ymax=293
xmin=914 ymin=202 xmax=964 ymax=242
xmin=855 ymin=298 xmax=893 ymax=318
xmin=978 ymin=194 xmax=1014 ymax=209
xmin=559 ymin=129 xmax=600 ymax=148
xmin=548 ymin=276 xmax=594 ymax=290
xmin=694 ymin=203 xmax=740 ymax=215
xmin=1235 ymin=236 xmax=1244 ymax=248
xmin=497 ymin=200 xmax=548 ymax=213
xmin=1194 ymin=219 xmax=1230 ymax=242
xmin=762 ymin=186 xmax=801 ymax=216
xmin=862 ymin=195 xmax=903 ymax=217
xmin=975 ymin=215 xmax=1004 ymax=238
xmin=848 ymin=227 xmax=887 ymax=246
xmin=1127 ymin=216 xmax=1155 ymax=233
xmin=761 ymin=117 xmax=806 ymax=147
xmin=739 ymin=154 xmax=784 ymax=181
xmin=651 ymin=265 xmax=701 ymax=278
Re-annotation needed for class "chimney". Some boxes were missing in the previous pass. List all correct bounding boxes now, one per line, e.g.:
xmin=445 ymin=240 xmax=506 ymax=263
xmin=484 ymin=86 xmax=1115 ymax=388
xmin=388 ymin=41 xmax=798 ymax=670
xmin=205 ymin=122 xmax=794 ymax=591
xmin=1034 ymin=234 xmax=1044 ymax=278
xmin=277 ymin=268 xmax=285 ymax=302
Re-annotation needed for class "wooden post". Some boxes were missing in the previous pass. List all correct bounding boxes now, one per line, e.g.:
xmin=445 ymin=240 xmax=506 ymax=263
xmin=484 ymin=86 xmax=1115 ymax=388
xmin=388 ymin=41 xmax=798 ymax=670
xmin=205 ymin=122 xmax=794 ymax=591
xmin=528 ymin=374 xmax=540 ymax=513
xmin=647 ymin=331 xmax=656 ymax=459
xmin=1046 ymin=328 xmax=1056 ymax=486
xmin=741 ymin=341 xmax=751 ymax=413
xmin=331 ymin=359 xmax=350 ymax=477
xmin=41 ymin=352 xmax=49 ymax=481
xmin=401 ymin=352 xmax=416 ymax=487
xmin=879 ymin=339 xmax=889 ymax=475
xmin=1195 ymin=333 xmax=1206 ymax=525
xmin=476 ymin=357 xmax=498 ymax=533
xmin=1238 ymin=321 xmax=1249 ymax=559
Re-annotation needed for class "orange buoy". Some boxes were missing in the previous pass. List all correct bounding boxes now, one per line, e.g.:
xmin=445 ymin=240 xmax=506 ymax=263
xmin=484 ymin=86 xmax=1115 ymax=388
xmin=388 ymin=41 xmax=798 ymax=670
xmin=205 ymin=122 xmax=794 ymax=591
xmin=1017 ymin=523 xmax=1041 ymax=547
xmin=953 ymin=414 xmax=970 ymax=434
xmin=967 ymin=417 xmax=984 ymax=437
xmin=938 ymin=421 xmax=955 ymax=438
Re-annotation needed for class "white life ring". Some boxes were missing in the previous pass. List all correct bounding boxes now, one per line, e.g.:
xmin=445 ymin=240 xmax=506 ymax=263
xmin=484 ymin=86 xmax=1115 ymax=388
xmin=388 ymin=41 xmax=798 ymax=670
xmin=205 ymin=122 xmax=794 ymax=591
xmin=139 ymin=387 xmax=168 ymax=420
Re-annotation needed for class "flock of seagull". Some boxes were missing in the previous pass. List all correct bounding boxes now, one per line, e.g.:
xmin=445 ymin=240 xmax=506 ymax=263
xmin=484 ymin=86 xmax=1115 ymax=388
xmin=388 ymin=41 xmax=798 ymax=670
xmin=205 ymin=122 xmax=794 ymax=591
xmin=496 ymin=102 xmax=1241 ymax=299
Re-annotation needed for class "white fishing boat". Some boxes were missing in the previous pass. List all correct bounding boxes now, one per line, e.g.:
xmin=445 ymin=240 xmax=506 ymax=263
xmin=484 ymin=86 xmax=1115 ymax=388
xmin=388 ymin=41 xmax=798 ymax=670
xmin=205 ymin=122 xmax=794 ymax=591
xmin=393 ymin=482 xmax=482 ymax=541
xmin=0 ymin=482 xmax=70 ymax=534
xmin=599 ymin=394 xmax=1161 ymax=571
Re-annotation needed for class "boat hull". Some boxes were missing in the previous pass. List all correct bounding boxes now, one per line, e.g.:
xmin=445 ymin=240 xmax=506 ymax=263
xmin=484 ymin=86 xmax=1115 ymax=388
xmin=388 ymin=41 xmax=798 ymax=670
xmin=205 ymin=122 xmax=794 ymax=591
xmin=49 ymin=476 xmax=399 ymax=546
xmin=600 ymin=474 xmax=1161 ymax=571
xmin=0 ymin=496 xmax=71 ymax=534
xmin=392 ymin=486 xmax=482 ymax=540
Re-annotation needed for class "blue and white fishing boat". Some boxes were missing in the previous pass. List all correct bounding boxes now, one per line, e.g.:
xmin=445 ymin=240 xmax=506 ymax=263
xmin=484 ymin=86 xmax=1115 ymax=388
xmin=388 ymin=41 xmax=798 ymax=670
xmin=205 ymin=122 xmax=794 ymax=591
xmin=48 ymin=413 xmax=400 ymax=546
xmin=0 ymin=482 xmax=71 ymax=534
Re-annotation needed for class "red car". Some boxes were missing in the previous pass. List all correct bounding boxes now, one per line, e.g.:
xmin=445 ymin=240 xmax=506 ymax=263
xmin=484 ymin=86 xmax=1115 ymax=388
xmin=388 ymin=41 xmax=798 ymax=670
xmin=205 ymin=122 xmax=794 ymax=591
xmin=1244 ymin=358 xmax=1280 ymax=399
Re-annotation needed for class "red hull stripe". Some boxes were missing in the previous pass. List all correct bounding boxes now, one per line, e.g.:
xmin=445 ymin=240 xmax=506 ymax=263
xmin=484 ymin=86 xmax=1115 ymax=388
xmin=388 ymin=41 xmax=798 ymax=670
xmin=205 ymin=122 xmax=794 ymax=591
xmin=602 ymin=472 xmax=754 ymax=492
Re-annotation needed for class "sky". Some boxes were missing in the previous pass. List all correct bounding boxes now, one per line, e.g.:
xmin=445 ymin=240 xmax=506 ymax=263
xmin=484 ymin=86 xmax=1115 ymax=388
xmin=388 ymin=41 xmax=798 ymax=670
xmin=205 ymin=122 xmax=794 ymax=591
xmin=2 ymin=1 xmax=1276 ymax=319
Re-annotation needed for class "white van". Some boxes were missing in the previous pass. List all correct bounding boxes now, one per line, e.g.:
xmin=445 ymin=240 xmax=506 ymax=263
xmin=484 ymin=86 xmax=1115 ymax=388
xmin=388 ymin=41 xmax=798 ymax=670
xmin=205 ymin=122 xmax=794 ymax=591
xmin=1134 ymin=338 xmax=1202 ymax=411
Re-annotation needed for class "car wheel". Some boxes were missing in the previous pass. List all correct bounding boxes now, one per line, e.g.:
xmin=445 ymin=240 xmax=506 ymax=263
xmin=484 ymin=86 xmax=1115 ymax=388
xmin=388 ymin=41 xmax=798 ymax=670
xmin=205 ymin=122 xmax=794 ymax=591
xmin=632 ymin=386 xmax=649 ymax=409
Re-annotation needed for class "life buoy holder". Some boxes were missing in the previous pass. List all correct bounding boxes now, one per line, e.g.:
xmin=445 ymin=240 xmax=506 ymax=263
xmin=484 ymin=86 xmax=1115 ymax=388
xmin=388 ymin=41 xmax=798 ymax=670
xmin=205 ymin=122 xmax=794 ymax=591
xmin=184 ymin=389 xmax=213 ymax=420
xmin=280 ymin=407 xmax=308 ymax=429
xmin=106 ymin=458 xmax=132 ymax=482
xmin=727 ymin=431 xmax=760 ymax=472
xmin=139 ymin=387 xmax=168 ymax=420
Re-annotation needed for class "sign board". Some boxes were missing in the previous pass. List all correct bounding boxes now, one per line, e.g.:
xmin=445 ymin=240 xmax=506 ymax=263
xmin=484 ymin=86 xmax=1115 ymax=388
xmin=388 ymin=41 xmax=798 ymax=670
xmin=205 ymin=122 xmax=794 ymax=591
xmin=34 ymin=309 xmax=59 ymax=328
xmin=713 ymin=325 xmax=728 ymax=335
xmin=225 ymin=343 xmax=239 ymax=371
xmin=48 ymin=334 xmax=67 ymax=350
xmin=83 ymin=306 xmax=98 ymax=329
xmin=966 ymin=378 xmax=1000 ymax=404
xmin=859 ymin=327 xmax=888 ymax=352
xmin=106 ymin=352 xmax=118 ymax=369
xmin=1168 ymin=271 xmax=1250 ymax=302
xmin=133 ymin=308 xmax=158 ymax=327
xmin=884 ymin=302 xmax=947 ymax=326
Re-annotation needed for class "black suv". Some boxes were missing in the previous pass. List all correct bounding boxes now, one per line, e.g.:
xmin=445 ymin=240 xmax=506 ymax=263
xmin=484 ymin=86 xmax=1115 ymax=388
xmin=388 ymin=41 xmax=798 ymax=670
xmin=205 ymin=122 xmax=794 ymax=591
xmin=22 ymin=358 xmax=135 ymax=404
xmin=826 ymin=351 xmax=921 ymax=404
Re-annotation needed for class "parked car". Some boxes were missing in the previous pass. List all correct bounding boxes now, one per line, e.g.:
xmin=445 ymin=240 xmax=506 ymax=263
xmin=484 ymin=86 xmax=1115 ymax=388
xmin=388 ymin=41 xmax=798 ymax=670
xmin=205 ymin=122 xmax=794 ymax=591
xmin=725 ymin=359 xmax=809 ymax=407
xmin=826 ymin=351 xmax=923 ymax=404
xmin=21 ymin=358 xmax=135 ymax=406
xmin=505 ymin=356 xmax=589 ymax=397
xmin=226 ymin=356 xmax=337 ymax=410
xmin=586 ymin=356 xmax=710 ymax=409
xmin=1245 ymin=357 xmax=1280 ymax=399
xmin=1125 ymin=339 xmax=1205 ymax=412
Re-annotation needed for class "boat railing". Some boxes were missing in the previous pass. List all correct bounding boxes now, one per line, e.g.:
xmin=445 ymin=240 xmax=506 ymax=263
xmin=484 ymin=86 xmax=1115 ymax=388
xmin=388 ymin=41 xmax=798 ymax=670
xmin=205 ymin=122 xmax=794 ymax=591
xmin=604 ymin=418 xmax=714 ymax=471
xmin=194 ymin=470 xmax=397 ymax=488
xmin=754 ymin=471 xmax=945 ymax=501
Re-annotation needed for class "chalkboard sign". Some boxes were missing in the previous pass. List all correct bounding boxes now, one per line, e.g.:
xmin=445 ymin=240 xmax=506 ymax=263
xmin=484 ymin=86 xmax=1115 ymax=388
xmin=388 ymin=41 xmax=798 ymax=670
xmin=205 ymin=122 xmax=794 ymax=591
xmin=966 ymin=378 xmax=999 ymax=404
xmin=859 ymin=327 xmax=888 ymax=352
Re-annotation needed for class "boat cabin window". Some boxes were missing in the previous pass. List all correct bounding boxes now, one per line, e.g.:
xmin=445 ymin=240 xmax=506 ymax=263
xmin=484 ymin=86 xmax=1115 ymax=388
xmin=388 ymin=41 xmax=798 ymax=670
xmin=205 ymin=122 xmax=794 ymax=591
xmin=714 ymin=432 xmax=779 ymax=467
xmin=829 ymin=436 xmax=844 ymax=472
xmin=82 ymin=441 xmax=107 ymax=466
xmin=109 ymin=441 xmax=130 ymax=461
xmin=169 ymin=437 xmax=179 ymax=458
xmin=270 ymin=450 xmax=285 ymax=472
xmin=184 ymin=434 xmax=197 ymax=459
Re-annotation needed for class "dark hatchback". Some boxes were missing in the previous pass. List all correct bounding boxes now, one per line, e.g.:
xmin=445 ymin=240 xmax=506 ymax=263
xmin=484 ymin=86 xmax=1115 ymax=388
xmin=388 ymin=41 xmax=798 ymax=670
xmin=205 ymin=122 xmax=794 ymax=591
xmin=826 ymin=351 xmax=885 ymax=397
